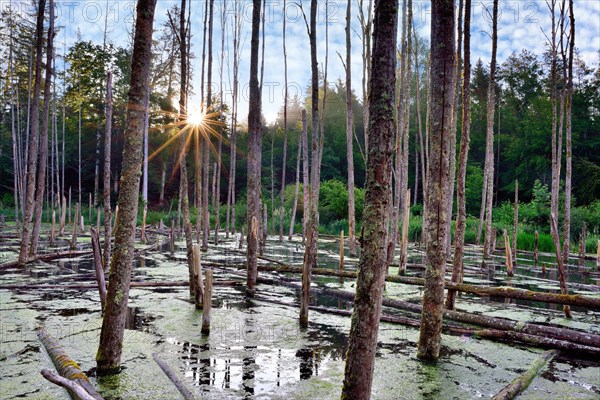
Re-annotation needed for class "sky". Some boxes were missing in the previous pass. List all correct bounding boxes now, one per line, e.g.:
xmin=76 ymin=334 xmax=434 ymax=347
xmin=5 ymin=0 xmax=600 ymax=123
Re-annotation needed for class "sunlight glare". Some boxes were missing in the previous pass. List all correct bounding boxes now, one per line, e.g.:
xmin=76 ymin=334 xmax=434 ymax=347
xmin=187 ymin=105 xmax=205 ymax=126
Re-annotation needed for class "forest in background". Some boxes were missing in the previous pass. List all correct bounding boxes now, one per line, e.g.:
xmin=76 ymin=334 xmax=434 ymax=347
xmin=0 ymin=2 xmax=599 ymax=250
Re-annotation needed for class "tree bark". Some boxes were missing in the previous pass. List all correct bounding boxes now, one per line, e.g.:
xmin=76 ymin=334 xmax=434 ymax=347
xmin=103 ymin=72 xmax=113 ymax=271
xmin=279 ymin=0 xmax=289 ymax=242
xmin=246 ymin=0 xmax=263 ymax=296
xmin=417 ymin=0 xmax=455 ymax=361
xmin=446 ymin=0 xmax=471 ymax=310
xmin=341 ymin=0 xmax=398 ymax=397
xmin=550 ymin=213 xmax=573 ymax=319
xmin=301 ymin=109 xmax=309 ymax=242
xmin=95 ymin=0 xmax=157 ymax=374
xmin=300 ymin=0 xmax=320 ymax=327
xmin=288 ymin=131 xmax=302 ymax=240
xmin=30 ymin=0 xmax=55 ymax=257
xmin=344 ymin=0 xmax=356 ymax=256
xmin=562 ymin=1 xmax=574 ymax=266
xmin=202 ymin=0 xmax=214 ymax=252
xmin=18 ymin=0 xmax=46 ymax=266
xmin=482 ymin=0 xmax=499 ymax=259
xmin=513 ymin=180 xmax=519 ymax=263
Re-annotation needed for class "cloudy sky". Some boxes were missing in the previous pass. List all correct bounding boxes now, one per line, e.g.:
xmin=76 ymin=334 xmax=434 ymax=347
xmin=9 ymin=0 xmax=599 ymax=123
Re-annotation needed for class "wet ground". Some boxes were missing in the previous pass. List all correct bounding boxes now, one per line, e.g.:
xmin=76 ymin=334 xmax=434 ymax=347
xmin=1 ymin=226 xmax=599 ymax=399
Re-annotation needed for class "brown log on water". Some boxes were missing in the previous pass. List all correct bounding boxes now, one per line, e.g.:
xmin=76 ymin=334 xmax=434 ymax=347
xmin=0 ymin=250 xmax=93 ymax=270
xmin=247 ymin=263 xmax=600 ymax=309
xmin=491 ymin=350 xmax=558 ymax=400
xmin=152 ymin=353 xmax=195 ymax=400
xmin=37 ymin=327 xmax=103 ymax=399
xmin=0 ymin=280 xmax=240 ymax=290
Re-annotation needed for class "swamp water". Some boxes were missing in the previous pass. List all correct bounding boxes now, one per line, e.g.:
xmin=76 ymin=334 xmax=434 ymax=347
xmin=0 ymin=230 xmax=599 ymax=399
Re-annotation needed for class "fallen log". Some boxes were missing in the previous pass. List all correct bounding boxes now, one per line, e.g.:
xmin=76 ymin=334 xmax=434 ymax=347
xmin=0 ymin=250 xmax=93 ymax=270
xmin=246 ymin=263 xmax=600 ymax=309
xmin=37 ymin=327 xmax=103 ymax=400
xmin=254 ymin=295 xmax=600 ymax=356
xmin=152 ymin=353 xmax=194 ymax=400
xmin=41 ymin=369 xmax=100 ymax=400
xmin=491 ymin=350 xmax=558 ymax=400
xmin=0 ymin=280 xmax=241 ymax=290
xmin=247 ymin=273 xmax=600 ymax=349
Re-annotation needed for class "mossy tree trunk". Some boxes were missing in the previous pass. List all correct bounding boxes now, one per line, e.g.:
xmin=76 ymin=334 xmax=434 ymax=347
xmin=95 ymin=0 xmax=157 ymax=374
xmin=246 ymin=0 xmax=263 ymax=296
xmin=417 ymin=0 xmax=455 ymax=361
xmin=340 ymin=0 xmax=398 ymax=397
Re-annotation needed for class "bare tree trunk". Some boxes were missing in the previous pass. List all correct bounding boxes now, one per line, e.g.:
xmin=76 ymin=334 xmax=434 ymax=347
xmin=550 ymin=213 xmax=573 ymax=319
xmin=300 ymin=0 xmax=320 ymax=327
xmin=225 ymin=3 xmax=241 ymax=238
xmin=339 ymin=0 xmax=357 ymax=256
xmin=102 ymin=71 xmax=113 ymax=269
xmin=512 ymin=180 xmax=519 ymax=263
xmin=341 ymin=0 xmax=398 ymax=395
xmin=562 ymin=0 xmax=574 ymax=265
xmin=214 ymin=0 xmax=226 ymax=245
xmin=202 ymin=0 xmax=214 ymax=251
xmin=18 ymin=0 xmax=46 ymax=266
xmin=289 ymin=133 xmax=302 ymax=240
xmin=445 ymin=0 xmax=463 ymax=256
xmin=301 ymin=109 xmax=309 ymax=242
xmin=159 ymin=162 xmax=166 ymax=206
xmin=482 ymin=0 xmax=498 ymax=259
xmin=358 ymin=0 xmax=373 ymax=160
xmin=417 ymin=0 xmax=455 ymax=361
xmin=446 ymin=0 xmax=471 ymax=309
xmin=246 ymin=0 xmax=263 ymax=296
xmin=96 ymin=0 xmax=157 ymax=374
xmin=279 ymin=0 xmax=288 ymax=242
xmin=549 ymin=0 xmax=561 ymax=235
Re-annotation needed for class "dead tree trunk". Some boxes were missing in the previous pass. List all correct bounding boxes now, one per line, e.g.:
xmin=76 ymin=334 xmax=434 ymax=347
xmin=301 ymin=109 xmax=309 ymax=242
xmin=550 ymin=213 xmax=573 ymax=319
xmin=96 ymin=0 xmax=157 ymax=374
xmin=30 ymin=0 xmax=55 ymax=257
xmin=344 ymin=0 xmax=357 ymax=256
xmin=300 ymin=0 xmax=320 ymax=327
xmin=482 ymin=0 xmax=498 ymax=259
xmin=103 ymin=72 xmax=113 ymax=270
xmin=341 ymin=0 xmax=398 ymax=396
xmin=18 ymin=0 xmax=46 ymax=266
xmin=288 ymin=133 xmax=302 ymax=240
xmin=202 ymin=0 xmax=214 ymax=252
xmin=512 ymin=180 xmax=519 ymax=263
xmin=562 ymin=0 xmax=574 ymax=266
xmin=279 ymin=0 xmax=289 ymax=242
xmin=417 ymin=0 xmax=455 ymax=361
xmin=446 ymin=0 xmax=471 ymax=310
xmin=246 ymin=0 xmax=263 ymax=297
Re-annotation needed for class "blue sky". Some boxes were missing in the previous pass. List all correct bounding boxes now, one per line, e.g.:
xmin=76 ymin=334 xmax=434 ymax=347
xmin=7 ymin=0 xmax=599 ymax=123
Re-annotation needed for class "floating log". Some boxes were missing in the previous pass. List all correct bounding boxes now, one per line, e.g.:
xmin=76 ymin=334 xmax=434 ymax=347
xmin=0 ymin=280 xmax=240 ymax=290
xmin=152 ymin=353 xmax=194 ymax=400
xmin=201 ymin=269 xmax=213 ymax=334
xmin=90 ymin=228 xmax=106 ymax=310
xmin=248 ymin=263 xmax=600 ymax=309
xmin=37 ymin=327 xmax=103 ymax=400
xmin=0 ymin=250 xmax=93 ymax=270
xmin=40 ymin=369 xmax=100 ymax=400
xmin=491 ymin=350 xmax=558 ymax=400
xmin=245 ymin=272 xmax=600 ymax=349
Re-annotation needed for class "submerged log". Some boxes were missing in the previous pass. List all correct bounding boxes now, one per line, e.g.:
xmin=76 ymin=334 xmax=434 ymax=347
xmin=152 ymin=353 xmax=194 ymax=400
xmin=249 ymin=263 xmax=600 ymax=309
xmin=40 ymin=369 xmax=100 ymax=400
xmin=37 ymin=327 xmax=103 ymax=400
xmin=491 ymin=350 xmax=558 ymax=400
xmin=0 ymin=280 xmax=240 ymax=290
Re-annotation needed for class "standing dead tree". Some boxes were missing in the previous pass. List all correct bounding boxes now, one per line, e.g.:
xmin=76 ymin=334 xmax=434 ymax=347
xmin=96 ymin=0 xmax=157 ymax=374
xmin=18 ymin=0 xmax=46 ymax=266
xmin=417 ymin=0 xmax=455 ymax=361
xmin=341 ymin=0 xmax=398 ymax=397
xmin=246 ymin=0 xmax=263 ymax=296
